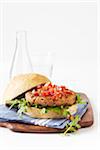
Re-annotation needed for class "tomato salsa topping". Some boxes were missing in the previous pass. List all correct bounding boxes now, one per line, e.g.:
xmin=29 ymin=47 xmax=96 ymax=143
xmin=32 ymin=82 xmax=74 ymax=100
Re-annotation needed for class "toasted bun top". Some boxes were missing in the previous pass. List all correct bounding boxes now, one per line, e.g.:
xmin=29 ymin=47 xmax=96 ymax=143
xmin=3 ymin=73 xmax=50 ymax=102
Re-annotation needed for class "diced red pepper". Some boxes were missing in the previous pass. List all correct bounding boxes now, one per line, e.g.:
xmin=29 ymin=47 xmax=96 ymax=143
xmin=52 ymin=84 xmax=56 ymax=88
xmin=60 ymin=85 xmax=66 ymax=89
xmin=36 ymin=82 xmax=73 ymax=99
xmin=65 ymin=90 xmax=73 ymax=95
xmin=48 ymin=83 xmax=52 ymax=87
xmin=49 ymin=88 xmax=54 ymax=93
xmin=52 ymin=95 xmax=56 ymax=100
xmin=34 ymin=92 xmax=39 ymax=96
xmin=41 ymin=91 xmax=49 ymax=97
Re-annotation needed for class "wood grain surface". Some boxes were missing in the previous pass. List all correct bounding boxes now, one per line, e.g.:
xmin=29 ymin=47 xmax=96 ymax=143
xmin=0 ymin=93 xmax=94 ymax=133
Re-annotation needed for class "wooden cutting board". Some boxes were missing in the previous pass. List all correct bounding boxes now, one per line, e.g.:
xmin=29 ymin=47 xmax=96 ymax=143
xmin=0 ymin=93 xmax=94 ymax=133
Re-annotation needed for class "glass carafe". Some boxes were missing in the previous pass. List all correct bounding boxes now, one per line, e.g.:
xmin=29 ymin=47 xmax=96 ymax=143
xmin=9 ymin=31 xmax=33 ymax=78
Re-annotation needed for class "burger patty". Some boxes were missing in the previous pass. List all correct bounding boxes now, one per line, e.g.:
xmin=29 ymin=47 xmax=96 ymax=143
xmin=25 ymin=91 xmax=76 ymax=106
xmin=25 ymin=83 xmax=76 ymax=106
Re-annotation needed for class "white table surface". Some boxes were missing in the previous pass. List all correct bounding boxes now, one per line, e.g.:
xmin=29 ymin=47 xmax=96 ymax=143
xmin=0 ymin=123 xmax=99 ymax=150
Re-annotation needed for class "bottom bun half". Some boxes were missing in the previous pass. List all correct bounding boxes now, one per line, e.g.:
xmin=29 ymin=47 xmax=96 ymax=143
xmin=24 ymin=107 xmax=66 ymax=119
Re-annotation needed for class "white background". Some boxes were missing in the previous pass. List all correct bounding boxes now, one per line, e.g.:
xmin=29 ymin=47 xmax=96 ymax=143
xmin=0 ymin=0 xmax=99 ymax=150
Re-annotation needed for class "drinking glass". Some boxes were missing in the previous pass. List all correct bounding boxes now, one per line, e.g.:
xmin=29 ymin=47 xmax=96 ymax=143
xmin=30 ymin=52 xmax=54 ymax=78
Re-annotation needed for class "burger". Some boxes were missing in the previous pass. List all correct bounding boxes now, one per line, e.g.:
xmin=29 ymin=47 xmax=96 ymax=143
xmin=3 ymin=73 xmax=82 ymax=119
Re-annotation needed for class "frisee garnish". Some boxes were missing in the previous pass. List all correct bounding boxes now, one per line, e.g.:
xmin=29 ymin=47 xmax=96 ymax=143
xmin=41 ymin=108 xmax=48 ymax=114
xmin=63 ymin=109 xmax=70 ymax=117
xmin=63 ymin=115 xmax=81 ymax=135
xmin=76 ymin=94 xmax=86 ymax=104
xmin=9 ymin=98 xmax=29 ymax=117
xmin=9 ymin=99 xmax=19 ymax=110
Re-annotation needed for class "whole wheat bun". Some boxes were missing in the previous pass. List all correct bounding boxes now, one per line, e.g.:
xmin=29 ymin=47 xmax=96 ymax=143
xmin=25 ymin=107 xmax=66 ymax=119
xmin=4 ymin=73 xmax=50 ymax=103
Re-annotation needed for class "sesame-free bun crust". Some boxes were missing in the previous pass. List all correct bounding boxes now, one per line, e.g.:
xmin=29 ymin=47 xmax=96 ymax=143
xmin=25 ymin=107 xmax=66 ymax=119
xmin=4 ymin=73 xmax=50 ymax=102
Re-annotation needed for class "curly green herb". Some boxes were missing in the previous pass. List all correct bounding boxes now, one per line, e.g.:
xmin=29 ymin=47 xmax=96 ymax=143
xmin=63 ymin=115 xmax=81 ymax=135
xmin=76 ymin=94 xmax=86 ymax=104
xmin=9 ymin=99 xmax=29 ymax=117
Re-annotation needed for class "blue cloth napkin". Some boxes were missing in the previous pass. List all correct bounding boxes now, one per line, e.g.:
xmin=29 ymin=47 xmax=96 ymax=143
xmin=0 ymin=103 xmax=88 ymax=129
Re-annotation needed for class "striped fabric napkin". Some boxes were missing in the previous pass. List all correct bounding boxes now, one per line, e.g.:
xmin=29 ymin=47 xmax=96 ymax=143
xmin=0 ymin=103 xmax=88 ymax=129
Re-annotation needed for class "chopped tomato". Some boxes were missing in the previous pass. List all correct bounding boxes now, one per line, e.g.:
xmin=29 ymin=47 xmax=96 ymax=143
xmin=34 ymin=92 xmax=39 ymax=96
xmin=35 ymin=82 xmax=73 ymax=99
xmin=65 ymin=90 xmax=73 ymax=95
xmin=52 ymin=95 xmax=56 ymax=100
xmin=41 ymin=91 xmax=49 ymax=97
xmin=49 ymin=88 xmax=54 ymax=93
xmin=48 ymin=83 xmax=53 ymax=87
